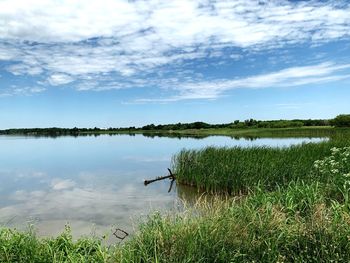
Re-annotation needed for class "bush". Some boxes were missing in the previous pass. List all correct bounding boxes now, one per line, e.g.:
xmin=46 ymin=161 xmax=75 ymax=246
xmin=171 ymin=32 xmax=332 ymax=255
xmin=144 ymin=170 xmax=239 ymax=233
xmin=313 ymin=146 xmax=350 ymax=202
xmin=331 ymin=114 xmax=350 ymax=127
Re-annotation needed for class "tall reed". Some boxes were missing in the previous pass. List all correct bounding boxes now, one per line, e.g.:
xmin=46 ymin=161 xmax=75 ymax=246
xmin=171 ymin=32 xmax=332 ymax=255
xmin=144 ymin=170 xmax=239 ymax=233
xmin=173 ymin=139 xmax=350 ymax=194
xmin=116 ymin=181 xmax=350 ymax=262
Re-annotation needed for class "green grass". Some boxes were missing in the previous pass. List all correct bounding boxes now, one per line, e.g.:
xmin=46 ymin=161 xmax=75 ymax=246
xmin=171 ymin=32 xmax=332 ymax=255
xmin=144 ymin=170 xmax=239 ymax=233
xmin=173 ymin=137 xmax=350 ymax=194
xmin=116 ymin=145 xmax=350 ymax=262
xmin=116 ymin=181 xmax=350 ymax=262
xmin=0 ymin=226 xmax=111 ymax=262
xmin=3 ymin=180 xmax=350 ymax=262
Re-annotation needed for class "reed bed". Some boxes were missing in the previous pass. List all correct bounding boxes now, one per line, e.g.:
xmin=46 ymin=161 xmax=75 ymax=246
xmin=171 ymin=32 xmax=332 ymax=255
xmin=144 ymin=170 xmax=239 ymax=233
xmin=173 ymin=139 xmax=350 ymax=194
xmin=117 ymin=145 xmax=350 ymax=262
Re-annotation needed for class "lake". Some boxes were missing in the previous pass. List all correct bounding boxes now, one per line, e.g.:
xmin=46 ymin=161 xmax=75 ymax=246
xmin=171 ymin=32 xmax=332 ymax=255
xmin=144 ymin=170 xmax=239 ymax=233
xmin=0 ymin=134 xmax=325 ymax=242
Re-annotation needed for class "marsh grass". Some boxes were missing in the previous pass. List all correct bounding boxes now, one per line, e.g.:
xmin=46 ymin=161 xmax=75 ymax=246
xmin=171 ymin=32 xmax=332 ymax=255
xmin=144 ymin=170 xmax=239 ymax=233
xmin=116 ymin=181 xmax=350 ymax=262
xmin=173 ymin=139 xmax=350 ymax=194
xmin=0 ymin=225 xmax=111 ymax=263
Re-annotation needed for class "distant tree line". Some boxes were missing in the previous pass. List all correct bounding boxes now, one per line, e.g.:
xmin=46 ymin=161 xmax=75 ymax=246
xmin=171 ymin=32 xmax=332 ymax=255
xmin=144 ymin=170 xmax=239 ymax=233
xmin=140 ymin=118 xmax=330 ymax=130
xmin=0 ymin=115 xmax=349 ymax=136
xmin=0 ymin=127 xmax=105 ymax=137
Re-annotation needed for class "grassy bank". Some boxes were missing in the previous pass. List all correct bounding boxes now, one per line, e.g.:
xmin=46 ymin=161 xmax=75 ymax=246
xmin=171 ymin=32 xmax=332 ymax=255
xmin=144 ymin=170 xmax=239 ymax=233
xmin=117 ymin=180 xmax=350 ymax=262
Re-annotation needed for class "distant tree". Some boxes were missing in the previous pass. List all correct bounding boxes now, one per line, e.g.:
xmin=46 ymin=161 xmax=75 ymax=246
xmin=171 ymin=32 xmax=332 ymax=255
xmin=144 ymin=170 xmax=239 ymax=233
xmin=331 ymin=114 xmax=350 ymax=127
xmin=174 ymin=122 xmax=182 ymax=130
xmin=257 ymin=121 xmax=270 ymax=128
xmin=302 ymin=119 xmax=328 ymax=126
xmin=235 ymin=122 xmax=246 ymax=129
xmin=142 ymin=124 xmax=155 ymax=130
xmin=244 ymin=119 xmax=257 ymax=127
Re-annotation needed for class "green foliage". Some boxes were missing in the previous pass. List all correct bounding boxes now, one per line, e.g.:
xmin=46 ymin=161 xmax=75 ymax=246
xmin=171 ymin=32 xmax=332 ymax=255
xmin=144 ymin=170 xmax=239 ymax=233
xmin=117 ymin=183 xmax=350 ymax=262
xmin=230 ymin=119 xmax=327 ymax=129
xmin=331 ymin=114 xmax=350 ymax=127
xmin=257 ymin=120 xmax=304 ymax=128
xmin=142 ymin=122 xmax=212 ymax=131
xmin=313 ymin=146 xmax=350 ymax=203
xmin=173 ymin=139 xmax=350 ymax=194
xmin=0 ymin=226 xmax=111 ymax=262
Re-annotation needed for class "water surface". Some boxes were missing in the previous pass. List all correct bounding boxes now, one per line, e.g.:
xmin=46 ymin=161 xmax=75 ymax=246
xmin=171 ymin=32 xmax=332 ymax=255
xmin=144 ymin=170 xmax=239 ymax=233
xmin=0 ymin=134 xmax=325 ymax=241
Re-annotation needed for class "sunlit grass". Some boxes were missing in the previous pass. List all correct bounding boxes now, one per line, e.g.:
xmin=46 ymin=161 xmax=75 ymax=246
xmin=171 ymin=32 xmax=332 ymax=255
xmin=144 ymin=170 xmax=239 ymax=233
xmin=0 ymin=226 xmax=111 ymax=263
xmin=173 ymin=138 xmax=350 ymax=194
xmin=116 ymin=180 xmax=350 ymax=262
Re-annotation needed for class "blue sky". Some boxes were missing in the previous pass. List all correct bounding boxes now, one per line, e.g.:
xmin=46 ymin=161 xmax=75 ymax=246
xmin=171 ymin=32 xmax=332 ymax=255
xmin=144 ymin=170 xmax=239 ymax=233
xmin=0 ymin=0 xmax=350 ymax=128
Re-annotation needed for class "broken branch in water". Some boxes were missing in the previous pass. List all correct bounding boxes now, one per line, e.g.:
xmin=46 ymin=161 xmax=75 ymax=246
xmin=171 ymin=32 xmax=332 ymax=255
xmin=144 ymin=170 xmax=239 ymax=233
xmin=144 ymin=168 xmax=176 ymax=192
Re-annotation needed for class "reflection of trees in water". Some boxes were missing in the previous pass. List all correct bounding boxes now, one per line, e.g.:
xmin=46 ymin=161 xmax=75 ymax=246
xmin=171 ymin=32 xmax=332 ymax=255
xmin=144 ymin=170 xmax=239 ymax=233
xmin=232 ymin=135 xmax=258 ymax=141
xmin=1 ymin=127 xmax=341 ymax=140
xmin=141 ymin=133 xmax=209 ymax=140
xmin=142 ymin=133 xmax=260 ymax=141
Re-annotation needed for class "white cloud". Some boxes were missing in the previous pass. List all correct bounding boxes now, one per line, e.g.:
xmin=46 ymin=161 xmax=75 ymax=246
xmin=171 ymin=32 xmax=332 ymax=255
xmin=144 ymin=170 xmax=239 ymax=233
xmin=0 ymin=85 xmax=46 ymax=97
xmin=0 ymin=0 xmax=349 ymax=96
xmin=47 ymin=73 xmax=75 ymax=86
xmin=138 ymin=62 xmax=350 ymax=101
xmin=2 ymin=0 xmax=347 ymax=46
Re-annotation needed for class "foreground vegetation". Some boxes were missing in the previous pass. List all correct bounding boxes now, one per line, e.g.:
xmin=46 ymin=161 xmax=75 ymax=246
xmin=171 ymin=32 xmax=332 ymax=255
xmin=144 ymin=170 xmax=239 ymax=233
xmin=119 ymin=154 xmax=350 ymax=261
xmin=1 ymin=128 xmax=350 ymax=262
xmin=0 ymin=227 xmax=111 ymax=262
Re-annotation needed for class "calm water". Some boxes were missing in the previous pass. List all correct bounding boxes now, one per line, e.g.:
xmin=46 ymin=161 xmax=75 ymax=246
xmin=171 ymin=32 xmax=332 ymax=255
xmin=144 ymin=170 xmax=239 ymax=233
xmin=0 ymin=134 xmax=325 ymax=241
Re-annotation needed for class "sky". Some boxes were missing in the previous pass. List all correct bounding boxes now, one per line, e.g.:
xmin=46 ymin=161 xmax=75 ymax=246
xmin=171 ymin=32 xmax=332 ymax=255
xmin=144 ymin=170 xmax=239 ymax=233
xmin=0 ymin=0 xmax=350 ymax=128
